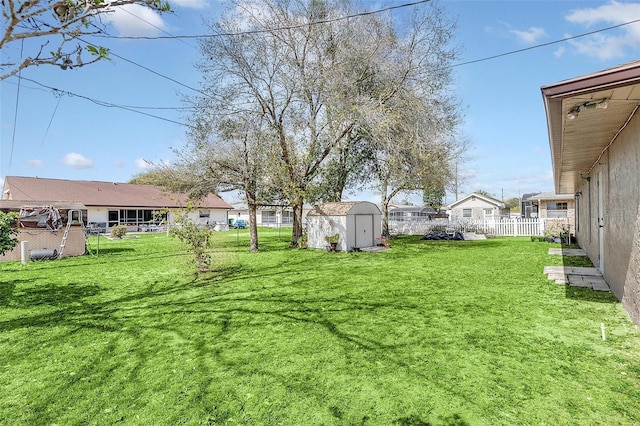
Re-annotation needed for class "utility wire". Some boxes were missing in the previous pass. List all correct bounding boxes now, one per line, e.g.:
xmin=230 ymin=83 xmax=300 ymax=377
xmin=41 ymin=93 xmax=63 ymax=146
xmin=7 ymin=5 xmax=639 ymax=134
xmin=452 ymin=18 xmax=640 ymax=68
xmin=17 ymin=76 xmax=194 ymax=128
xmin=119 ymin=6 xmax=196 ymax=48
xmin=94 ymin=0 xmax=432 ymax=40
xmin=8 ymin=39 xmax=24 ymax=172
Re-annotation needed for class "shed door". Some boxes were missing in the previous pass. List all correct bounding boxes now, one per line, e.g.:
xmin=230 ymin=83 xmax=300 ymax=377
xmin=355 ymin=214 xmax=374 ymax=248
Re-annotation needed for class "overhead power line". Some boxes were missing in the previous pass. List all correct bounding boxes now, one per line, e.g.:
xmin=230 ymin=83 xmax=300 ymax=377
xmin=16 ymin=76 xmax=194 ymax=128
xmin=452 ymin=18 xmax=640 ymax=68
xmin=94 ymin=0 xmax=432 ymax=40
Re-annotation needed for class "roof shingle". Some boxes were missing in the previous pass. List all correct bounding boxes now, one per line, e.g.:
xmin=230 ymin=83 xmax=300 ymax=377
xmin=2 ymin=176 xmax=232 ymax=209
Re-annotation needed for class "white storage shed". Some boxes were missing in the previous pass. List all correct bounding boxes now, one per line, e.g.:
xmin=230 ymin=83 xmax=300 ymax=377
xmin=306 ymin=201 xmax=382 ymax=251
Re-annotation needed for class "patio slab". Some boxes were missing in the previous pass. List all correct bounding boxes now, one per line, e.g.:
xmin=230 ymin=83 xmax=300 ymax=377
xmin=543 ymin=266 xmax=610 ymax=292
xmin=548 ymin=248 xmax=586 ymax=256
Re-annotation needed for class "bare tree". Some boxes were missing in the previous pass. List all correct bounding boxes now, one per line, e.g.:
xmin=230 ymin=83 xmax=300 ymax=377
xmin=1 ymin=0 xmax=170 ymax=80
xmin=358 ymin=5 xmax=463 ymax=236
xmin=192 ymin=0 xmax=386 ymax=246
xmin=188 ymin=0 xmax=464 ymax=244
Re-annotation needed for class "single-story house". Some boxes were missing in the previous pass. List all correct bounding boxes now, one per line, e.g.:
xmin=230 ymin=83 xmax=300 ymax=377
xmin=2 ymin=176 xmax=233 ymax=232
xmin=230 ymin=203 xmax=313 ymax=227
xmin=306 ymin=201 xmax=382 ymax=251
xmin=523 ymin=192 xmax=576 ymax=235
xmin=541 ymin=59 xmax=640 ymax=326
xmin=447 ymin=193 xmax=510 ymax=220
xmin=388 ymin=206 xmax=437 ymax=221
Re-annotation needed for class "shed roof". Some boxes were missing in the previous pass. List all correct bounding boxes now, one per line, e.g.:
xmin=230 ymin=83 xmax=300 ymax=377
xmin=2 ymin=176 xmax=232 ymax=210
xmin=307 ymin=201 xmax=380 ymax=216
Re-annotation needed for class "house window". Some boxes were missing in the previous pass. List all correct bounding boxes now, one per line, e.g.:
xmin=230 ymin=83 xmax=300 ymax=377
xmin=483 ymin=208 xmax=494 ymax=219
xmin=108 ymin=209 xmax=162 ymax=228
xmin=462 ymin=208 xmax=472 ymax=218
xmin=282 ymin=210 xmax=293 ymax=224
xmin=547 ymin=202 xmax=568 ymax=218
xmin=199 ymin=210 xmax=210 ymax=218
xmin=108 ymin=210 xmax=119 ymax=228
xmin=263 ymin=210 xmax=277 ymax=224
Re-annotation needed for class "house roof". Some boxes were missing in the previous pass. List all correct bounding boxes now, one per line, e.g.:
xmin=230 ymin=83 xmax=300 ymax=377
xmin=541 ymin=60 xmax=640 ymax=194
xmin=389 ymin=206 xmax=437 ymax=214
xmin=527 ymin=192 xmax=574 ymax=202
xmin=447 ymin=193 xmax=505 ymax=209
xmin=2 ymin=176 xmax=232 ymax=210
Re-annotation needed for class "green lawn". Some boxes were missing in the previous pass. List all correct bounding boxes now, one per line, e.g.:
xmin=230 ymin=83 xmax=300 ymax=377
xmin=1 ymin=230 xmax=639 ymax=425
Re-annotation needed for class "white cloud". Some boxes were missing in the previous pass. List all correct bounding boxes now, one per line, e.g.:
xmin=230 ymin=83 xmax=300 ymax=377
xmin=565 ymin=1 xmax=640 ymax=60
xmin=135 ymin=158 xmax=151 ymax=170
xmin=113 ymin=160 xmax=125 ymax=168
xmin=62 ymin=153 xmax=94 ymax=169
xmin=105 ymin=4 xmax=167 ymax=37
xmin=554 ymin=45 xmax=566 ymax=58
xmin=170 ymin=0 xmax=209 ymax=9
xmin=510 ymin=27 xmax=547 ymax=44
xmin=27 ymin=159 xmax=44 ymax=167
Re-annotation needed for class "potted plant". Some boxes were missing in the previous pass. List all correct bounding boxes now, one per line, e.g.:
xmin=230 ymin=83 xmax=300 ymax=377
xmin=324 ymin=233 xmax=339 ymax=251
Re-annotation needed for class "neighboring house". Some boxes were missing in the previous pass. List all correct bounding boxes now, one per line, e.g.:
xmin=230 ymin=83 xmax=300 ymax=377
xmin=524 ymin=192 xmax=576 ymax=235
xmin=541 ymin=60 xmax=640 ymax=326
xmin=447 ymin=193 xmax=509 ymax=220
xmin=306 ymin=201 xmax=382 ymax=251
xmin=2 ymin=176 xmax=232 ymax=232
xmin=230 ymin=203 xmax=312 ymax=227
xmin=388 ymin=206 xmax=437 ymax=221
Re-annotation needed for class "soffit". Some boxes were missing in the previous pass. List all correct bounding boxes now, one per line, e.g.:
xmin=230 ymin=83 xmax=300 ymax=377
xmin=546 ymin=83 xmax=640 ymax=194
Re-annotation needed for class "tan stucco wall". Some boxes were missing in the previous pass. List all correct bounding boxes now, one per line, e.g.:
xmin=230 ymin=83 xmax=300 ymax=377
xmin=0 ymin=228 xmax=86 ymax=262
xmin=539 ymin=199 xmax=576 ymax=234
xmin=576 ymin=113 xmax=640 ymax=325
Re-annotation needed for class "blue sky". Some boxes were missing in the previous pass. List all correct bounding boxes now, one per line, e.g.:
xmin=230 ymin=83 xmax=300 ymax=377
xmin=2 ymin=0 xmax=640 ymax=205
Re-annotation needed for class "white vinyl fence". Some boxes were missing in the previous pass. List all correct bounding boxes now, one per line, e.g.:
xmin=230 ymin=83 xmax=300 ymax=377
xmin=390 ymin=217 xmax=568 ymax=237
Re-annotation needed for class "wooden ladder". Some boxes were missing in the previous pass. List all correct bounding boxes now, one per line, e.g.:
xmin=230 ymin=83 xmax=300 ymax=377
xmin=58 ymin=210 xmax=83 ymax=258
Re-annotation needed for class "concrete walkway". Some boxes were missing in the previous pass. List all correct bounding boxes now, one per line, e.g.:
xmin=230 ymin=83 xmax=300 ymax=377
xmin=548 ymin=248 xmax=586 ymax=256
xmin=544 ymin=248 xmax=610 ymax=291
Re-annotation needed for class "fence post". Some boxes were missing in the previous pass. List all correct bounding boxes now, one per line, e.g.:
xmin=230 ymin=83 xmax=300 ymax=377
xmin=21 ymin=240 xmax=29 ymax=264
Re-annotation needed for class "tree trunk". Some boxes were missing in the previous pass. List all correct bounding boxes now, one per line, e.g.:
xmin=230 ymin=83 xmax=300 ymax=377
xmin=290 ymin=202 xmax=304 ymax=247
xmin=248 ymin=202 xmax=259 ymax=252
xmin=381 ymin=198 xmax=390 ymax=237
xmin=380 ymin=177 xmax=390 ymax=237
xmin=246 ymin=188 xmax=259 ymax=252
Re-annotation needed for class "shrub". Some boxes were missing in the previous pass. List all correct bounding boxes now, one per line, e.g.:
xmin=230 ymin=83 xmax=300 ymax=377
xmin=110 ymin=225 xmax=128 ymax=239
xmin=169 ymin=211 xmax=213 ymax=273
xmin=0 ymin=212 xmax=19 ymax=255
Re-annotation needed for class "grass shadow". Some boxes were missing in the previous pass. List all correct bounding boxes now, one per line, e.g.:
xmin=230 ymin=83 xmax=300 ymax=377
xmin=3 ymin=282 xmax=101 ymax=309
